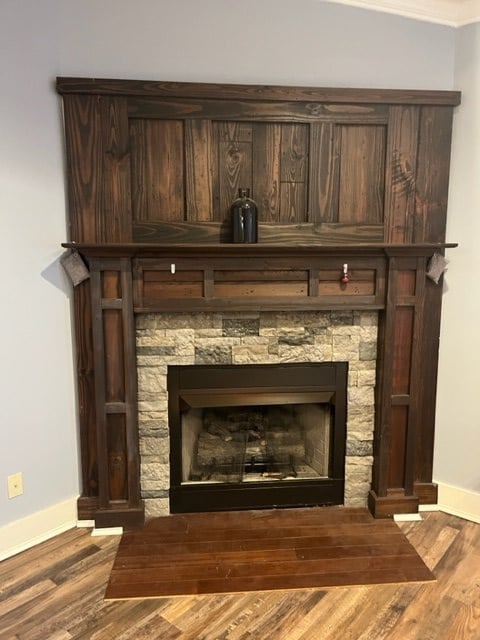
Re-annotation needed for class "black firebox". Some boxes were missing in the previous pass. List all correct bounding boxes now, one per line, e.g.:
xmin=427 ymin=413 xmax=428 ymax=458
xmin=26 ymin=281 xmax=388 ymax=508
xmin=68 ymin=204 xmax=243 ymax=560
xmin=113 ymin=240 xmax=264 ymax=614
xmin=167 ymin=362 xmax=348 ymax=513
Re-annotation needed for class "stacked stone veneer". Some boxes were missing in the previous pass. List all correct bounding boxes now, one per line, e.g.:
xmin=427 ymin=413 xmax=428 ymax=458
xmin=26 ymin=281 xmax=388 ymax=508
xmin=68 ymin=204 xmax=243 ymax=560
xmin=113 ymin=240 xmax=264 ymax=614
xmin=136 ymin=310 xmax=378 ymax=520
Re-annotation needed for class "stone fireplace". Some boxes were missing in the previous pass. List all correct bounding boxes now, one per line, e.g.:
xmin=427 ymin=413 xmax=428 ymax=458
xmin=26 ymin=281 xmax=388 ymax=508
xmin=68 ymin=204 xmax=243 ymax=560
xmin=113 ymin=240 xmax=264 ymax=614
xmin=136 ymin=310 xmax=377 ymax=519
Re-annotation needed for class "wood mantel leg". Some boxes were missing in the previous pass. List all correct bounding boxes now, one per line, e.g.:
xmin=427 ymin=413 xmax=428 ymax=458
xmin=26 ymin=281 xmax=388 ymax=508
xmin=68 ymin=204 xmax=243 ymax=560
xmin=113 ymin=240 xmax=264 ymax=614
xmin=89 ymin=257 xmax=144 ymax=528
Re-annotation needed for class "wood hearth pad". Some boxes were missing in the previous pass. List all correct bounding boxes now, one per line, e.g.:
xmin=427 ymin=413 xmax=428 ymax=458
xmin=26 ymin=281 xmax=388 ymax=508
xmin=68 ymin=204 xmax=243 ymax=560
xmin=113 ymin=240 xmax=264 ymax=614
xmin=105 ymin=507 xmax=434 ymax=599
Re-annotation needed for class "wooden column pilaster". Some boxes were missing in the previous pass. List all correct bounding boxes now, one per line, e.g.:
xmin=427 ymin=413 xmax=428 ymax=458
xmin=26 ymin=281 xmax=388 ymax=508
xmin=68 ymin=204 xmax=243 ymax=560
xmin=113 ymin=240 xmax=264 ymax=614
xmin=369 ymin=253 xmax=428 ymax=517
xmin=89 ymin=257 xmax=144 ymax=528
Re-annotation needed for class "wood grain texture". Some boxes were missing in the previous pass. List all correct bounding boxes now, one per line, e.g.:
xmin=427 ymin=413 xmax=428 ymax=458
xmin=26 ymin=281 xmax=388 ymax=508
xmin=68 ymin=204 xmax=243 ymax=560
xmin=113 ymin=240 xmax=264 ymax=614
xmin=106 ymin=507 xmax=433 ymax=598
xmin=337 ymin=124 xmax=386 ymax=225
xmin=57 ymin=77 xmax=462 ymax=106
xmin=2 ymin=511 xmax=479 ymax=640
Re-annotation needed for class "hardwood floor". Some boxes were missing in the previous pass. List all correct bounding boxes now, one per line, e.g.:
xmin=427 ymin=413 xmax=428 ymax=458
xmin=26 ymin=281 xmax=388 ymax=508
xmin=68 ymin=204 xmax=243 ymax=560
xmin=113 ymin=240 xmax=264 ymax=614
xmin=0 ymin=510 xmax=479 ymax=639
xmin=106 ymin=508 xmax=433 ymax=599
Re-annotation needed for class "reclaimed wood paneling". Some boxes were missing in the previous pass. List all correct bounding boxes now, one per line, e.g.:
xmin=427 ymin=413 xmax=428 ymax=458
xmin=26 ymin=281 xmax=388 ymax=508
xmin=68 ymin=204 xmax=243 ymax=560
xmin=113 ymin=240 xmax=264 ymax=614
xmin=337 ymin=125 xmax=386 ymax=225
xmin=127 ymin=97 xmax=390 ymax=122
xmin=388 ymin=405 xmax=408 ymax=488
xmin=107 ymin=413 xmax=128 ymax=501
xmin=414 ymin=107 xmax=454 ymax=243
xmin=103 ymin=310 xmax=125 ymax=403
xmin=392 ymin=306 xmax=414 ymax=395
xmin=309 ymin=122 xmax=340 ymax=223
xmin=57 ymin=77 xmax=461 ymax=105
xmin=185 ymin=119 xmax=213 ymax=221
xmin=74 ymin=281 xmax=98 ymax=500
xmin=384 ymin=106 xmax=420 ymax=243
xmin=252 ymin=122 xmax=281 ymax=221
xmin=279 ymin=124 xmax=308 ymax=222
xmin=213 ymin=121 xmax=253 ymax=220
xmin=62 ymin=94 xmax=102 ymax=242
xmin=99 ymin=97 xmax=132 ymax=242
xmin=133 ymin=221 xmax=385 ymax=244
xmin=129 ymin=119 xmax=185 ymax=222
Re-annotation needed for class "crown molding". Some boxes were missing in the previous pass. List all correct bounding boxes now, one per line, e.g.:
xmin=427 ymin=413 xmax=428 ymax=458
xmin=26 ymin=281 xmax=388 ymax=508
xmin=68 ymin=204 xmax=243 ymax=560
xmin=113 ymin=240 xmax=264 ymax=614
xmin=323 ymin=0 xmax=480 ymax=26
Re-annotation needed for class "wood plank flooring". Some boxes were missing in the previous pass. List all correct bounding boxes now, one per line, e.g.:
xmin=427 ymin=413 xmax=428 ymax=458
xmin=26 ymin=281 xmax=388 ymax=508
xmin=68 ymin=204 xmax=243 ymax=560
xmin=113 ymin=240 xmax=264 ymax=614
xmin=0 ymin=510 xmax=479 ymax=639
xmin=106 ymin=508 xmax=433 ymax=599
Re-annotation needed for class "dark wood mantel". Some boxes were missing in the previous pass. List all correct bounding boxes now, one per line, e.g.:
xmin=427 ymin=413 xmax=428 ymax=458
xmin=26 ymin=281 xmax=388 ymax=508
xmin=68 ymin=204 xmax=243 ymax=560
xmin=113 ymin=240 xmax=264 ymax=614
xmin=57 ymin=77 xmax=460 ymax=527
xmin=63 ymin=242 xmax=457 ymax=258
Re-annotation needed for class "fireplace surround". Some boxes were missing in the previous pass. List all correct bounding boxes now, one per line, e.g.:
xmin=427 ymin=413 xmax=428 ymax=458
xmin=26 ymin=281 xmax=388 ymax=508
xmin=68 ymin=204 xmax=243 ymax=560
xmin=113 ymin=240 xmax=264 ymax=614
xmin=56 ymin=77 xmax=460 ymax=528
xmin=137 ymin=311 xmax=376 ymax=519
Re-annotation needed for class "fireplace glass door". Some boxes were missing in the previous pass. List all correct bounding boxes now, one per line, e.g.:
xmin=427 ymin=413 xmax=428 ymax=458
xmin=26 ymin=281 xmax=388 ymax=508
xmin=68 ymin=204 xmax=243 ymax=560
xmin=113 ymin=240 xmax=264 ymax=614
xmin=168 ymin=363 xmax=347 ymax=513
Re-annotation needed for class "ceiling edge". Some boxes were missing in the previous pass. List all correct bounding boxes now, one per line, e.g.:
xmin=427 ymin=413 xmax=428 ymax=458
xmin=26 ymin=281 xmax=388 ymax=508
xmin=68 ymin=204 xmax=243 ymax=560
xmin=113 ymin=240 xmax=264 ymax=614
xmin=322 ymin=0 xmax=480 ymax=27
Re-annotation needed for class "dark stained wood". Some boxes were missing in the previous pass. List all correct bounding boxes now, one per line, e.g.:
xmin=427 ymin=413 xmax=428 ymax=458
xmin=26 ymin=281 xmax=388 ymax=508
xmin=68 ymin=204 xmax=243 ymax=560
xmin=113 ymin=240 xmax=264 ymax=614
xmin=127 ymin=97 xmax=391 ymax=122
xmin=309 ymin=122 xmax=340 ymax=223
xmin=337 ymin=124 xmax=386 ymax=225
xmin=99 ymin=97 xmax=132 ymax=242
xmin=57 ymin=78 xmax=460 ymax=527
xmin=252 ymin=122 xmax=281 ymax=221
xmin=133 ymin=221 xmax=385 ymax=244
xmin=415 ymin=281 xmax=443 ymax=486
xmin=57 ymin=77 xmax=462 ymax=105
xmin=212 ymin=121 xmax=252 ymax=220
xmin=88 ymin=258 xmax=143 ymax=521
xmin=63 ymin=242 xmax=456 ymax=259
xmin=414 ymin=106 xmax=454 ymax=243
xmin=368 ymin=489 xmax=419 ymax=518
xmin=185 ymin=119 xmax=213 ymax=221
xmin=105 ymin=507 xmax=433 ymax=599
xmin=129 ymin=119 xmax=185 ymax=222
xmin=384 ymin=106 xmax=420 ymax=243
xmin=73 ymin=281 xmax=98 ymax=500
xmin=62 ymin=94 xmax=102 ymax=243
xmin=388 ymin=406 xmax=408 ymax=488
xmin=392 ymin=306 xmax=414 ymax=395
xmin=126 ymin=251 xmax=387 ymax=312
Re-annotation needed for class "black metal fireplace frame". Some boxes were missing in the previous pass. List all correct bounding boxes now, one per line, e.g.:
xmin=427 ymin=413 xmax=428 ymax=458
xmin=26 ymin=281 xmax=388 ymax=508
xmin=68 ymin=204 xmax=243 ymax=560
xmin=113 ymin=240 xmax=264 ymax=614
xmin=167 ymin=362 xmax=348 ymax=513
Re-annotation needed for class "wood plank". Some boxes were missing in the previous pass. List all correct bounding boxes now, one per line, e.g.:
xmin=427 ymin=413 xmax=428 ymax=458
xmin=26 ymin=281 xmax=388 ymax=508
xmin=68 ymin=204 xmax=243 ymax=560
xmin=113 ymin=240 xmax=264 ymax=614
xmin=129 ymin=119 xmax=184 ymax=222
xmin=99 ymin=96 xmax=132 ymax=242
xmin=184 ymin=119 xmax=213 ymax=221
xmin=414 ymin=106 xmax=454 ymax=243
xmin=309 ymin=122 xmax=340 ymax=223
xmin=337 ymin=124 xmax=386 ymax=225
xmin=384 ymin=105 xmax=419 ymax=243
xmin=252 ymin=122 xmax=281 ymax=222
xmin=127 ymin=97 xmax=390 ymax=122
xmin=105 ymin=507 xmax=433 ymax=599
xmin=57 ymin=77 xmax=462 ymax=106
xmin=132 ymin=221 xmax=385 ymax=244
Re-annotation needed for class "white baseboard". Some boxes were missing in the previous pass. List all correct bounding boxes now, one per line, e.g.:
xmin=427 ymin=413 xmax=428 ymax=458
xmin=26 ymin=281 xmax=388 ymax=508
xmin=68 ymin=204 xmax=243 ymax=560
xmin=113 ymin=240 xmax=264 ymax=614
xmin=393 ymin=513 xmax=423 ymax=522
xmin=0 ymin=497 xmax=78 ymax=562
xmin=431 ymin=482 xmax=480 ymax=524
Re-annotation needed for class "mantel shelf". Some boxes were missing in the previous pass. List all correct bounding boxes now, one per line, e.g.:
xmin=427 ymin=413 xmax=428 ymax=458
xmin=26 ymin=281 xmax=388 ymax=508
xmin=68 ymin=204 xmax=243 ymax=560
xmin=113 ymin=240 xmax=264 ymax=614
xmin=62 ymin=242 xmax=457 ymax=259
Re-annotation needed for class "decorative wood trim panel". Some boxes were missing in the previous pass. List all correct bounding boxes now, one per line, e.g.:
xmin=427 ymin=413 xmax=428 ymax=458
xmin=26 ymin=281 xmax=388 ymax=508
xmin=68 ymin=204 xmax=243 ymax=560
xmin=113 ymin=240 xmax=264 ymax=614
xmin=89 ymin=257 xmax=143 ymax=518
xmin=57 ymin=78 xmax=461 ymax=106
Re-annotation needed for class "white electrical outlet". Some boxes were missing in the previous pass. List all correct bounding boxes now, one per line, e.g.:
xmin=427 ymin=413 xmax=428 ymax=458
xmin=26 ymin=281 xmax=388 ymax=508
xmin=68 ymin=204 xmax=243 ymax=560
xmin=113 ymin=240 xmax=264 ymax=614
xmin=7 ymin=472 xmax=23 ymax=499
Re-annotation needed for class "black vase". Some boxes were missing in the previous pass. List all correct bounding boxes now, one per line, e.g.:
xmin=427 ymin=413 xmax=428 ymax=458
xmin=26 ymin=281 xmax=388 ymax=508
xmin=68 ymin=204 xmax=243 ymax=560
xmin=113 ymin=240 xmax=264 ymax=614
xmin=231 ymin=188 xmax=258 ymax=243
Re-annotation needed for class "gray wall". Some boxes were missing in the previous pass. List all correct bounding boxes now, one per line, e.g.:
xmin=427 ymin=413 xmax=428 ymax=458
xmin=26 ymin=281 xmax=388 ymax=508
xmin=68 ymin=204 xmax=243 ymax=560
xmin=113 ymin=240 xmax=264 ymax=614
xmin=433 ymin=23 xmax=480 ymax=494
xmin=0 ymin=0 xmax=459 ymax=528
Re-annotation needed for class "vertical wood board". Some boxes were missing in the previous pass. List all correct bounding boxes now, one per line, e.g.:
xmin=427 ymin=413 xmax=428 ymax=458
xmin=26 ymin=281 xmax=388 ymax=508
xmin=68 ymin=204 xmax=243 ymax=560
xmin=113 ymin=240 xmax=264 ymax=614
xmin=337 ymin=125 xmax=386 ymax=225
xmin=129 ymin=119 xmax=185 ymax=222
xmin=99 ymin=97 xmax=132 ymax=242
xmin=384 ymin=106 xmax=420 ymax=243
xmin=184 ymin=119 xmax=213 ymax=221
